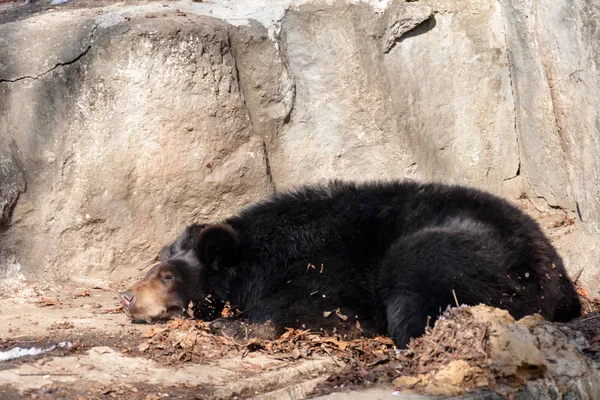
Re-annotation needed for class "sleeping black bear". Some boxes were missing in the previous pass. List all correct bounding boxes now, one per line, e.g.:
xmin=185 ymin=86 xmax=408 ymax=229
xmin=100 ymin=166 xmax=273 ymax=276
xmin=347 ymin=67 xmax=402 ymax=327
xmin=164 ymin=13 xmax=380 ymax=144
xmin=120 ymin=180 xmax=581 ymax=347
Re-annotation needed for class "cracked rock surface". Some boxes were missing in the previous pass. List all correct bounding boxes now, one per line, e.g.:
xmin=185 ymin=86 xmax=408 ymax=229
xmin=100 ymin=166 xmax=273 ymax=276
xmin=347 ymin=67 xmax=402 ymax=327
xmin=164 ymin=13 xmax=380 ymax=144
xmin=0 ymin=0 xmax=599 ymax=293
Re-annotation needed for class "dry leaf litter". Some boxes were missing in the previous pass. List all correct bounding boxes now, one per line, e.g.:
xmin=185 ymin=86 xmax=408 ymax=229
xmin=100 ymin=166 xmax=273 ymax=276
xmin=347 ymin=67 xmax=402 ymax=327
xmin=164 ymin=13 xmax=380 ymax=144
xmin=135 ymin=302 xmax=599 ymax=398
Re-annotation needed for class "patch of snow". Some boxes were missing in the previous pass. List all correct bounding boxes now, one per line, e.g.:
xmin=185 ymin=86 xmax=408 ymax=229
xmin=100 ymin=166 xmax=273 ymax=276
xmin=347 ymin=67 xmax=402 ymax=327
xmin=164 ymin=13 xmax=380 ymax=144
xmin=0 ymin=342 xmax=72 ymax=363
xmin=94 ymin=0 xmax=393 ymax=43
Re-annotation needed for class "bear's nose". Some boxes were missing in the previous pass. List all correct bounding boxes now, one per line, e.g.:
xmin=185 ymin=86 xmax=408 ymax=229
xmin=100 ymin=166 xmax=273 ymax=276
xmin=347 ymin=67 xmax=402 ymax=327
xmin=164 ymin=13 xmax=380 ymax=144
xmin=120 ymin=290 xmax=136 ymax=309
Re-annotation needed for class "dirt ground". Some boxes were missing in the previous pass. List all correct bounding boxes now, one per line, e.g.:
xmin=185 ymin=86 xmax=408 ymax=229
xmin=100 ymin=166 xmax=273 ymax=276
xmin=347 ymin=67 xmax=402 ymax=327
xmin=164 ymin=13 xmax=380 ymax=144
xmin=0 ymin=286 xmax=341 ymax=399
xmin=1 ymin=283 xmax=598 ymax=400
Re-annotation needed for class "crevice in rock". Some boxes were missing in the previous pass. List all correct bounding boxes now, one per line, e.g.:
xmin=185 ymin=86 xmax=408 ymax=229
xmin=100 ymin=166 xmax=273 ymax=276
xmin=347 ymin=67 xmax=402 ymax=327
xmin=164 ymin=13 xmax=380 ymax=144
xmin=273 ymin=26 xmax=296 ymax=130
xmin=575 ymin=201 xmax=584 ymax=222
xmin=228 ymin=29 xmax=247 ymax=107
xmin=0 ymin=23 xmax=97 ymax=84
xmin=262 ymin=139 xmax=273 ymax=185
xmin=543 ymin=72 xmax=576 ymax=188
xmin=520 ymin=193 xmax=570 ymax=216
xmin=549 ymin=69 xmax=584 ymax=90
xmin=0 ymin=141 xmax=27 ymax=233
xmin=0 ymin=195 xmax=19 ymax=233
xmin=546 ymin=72 xmax=566 ymax=147
xmin=531 ymin=7 xmax=574 ymax=179
xmin=384 ymin=13 xmax=435 ymax=54
xmin=0 ymin=45 xmax=92 ymax=84
xmin=227 ymin=28 xmax=274 ymax=188
xmin=535 ymin=18 xmax=577 ymax=214
xmin=504 ymin=163 xmax=521 ymax=181
xmin=498 ymin=1 xmax=521 ymax=183
xmin=279 ymin=67 xmax=295 ymax=129
xmin=535 ymin=195 xmax=568 ymax=215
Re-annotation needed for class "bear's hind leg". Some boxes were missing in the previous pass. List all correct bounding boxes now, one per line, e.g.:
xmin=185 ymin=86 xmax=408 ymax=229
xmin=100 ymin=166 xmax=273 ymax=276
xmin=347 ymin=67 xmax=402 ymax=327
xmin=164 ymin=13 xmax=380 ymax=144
xmin=384 ymin=293 xmax=441 ymax=348
xmin=378 ymin=222 xmax=512 ymax=347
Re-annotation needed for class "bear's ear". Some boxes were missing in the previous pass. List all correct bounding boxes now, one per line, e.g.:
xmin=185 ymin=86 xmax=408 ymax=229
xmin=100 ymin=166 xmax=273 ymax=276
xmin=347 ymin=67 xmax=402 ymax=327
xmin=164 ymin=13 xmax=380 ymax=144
xmin=158 ymin=245 xmax=173 ymax=262
xmin=194 ymin=224 xmax=240 ymax=269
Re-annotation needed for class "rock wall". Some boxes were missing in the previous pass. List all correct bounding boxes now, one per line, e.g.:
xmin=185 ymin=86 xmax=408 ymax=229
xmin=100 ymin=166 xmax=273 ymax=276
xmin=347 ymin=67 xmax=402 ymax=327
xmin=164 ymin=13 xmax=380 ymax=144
xmin=500 ymin=0 xmax=600 ymax=291
xmin=0 ymin=0 xmax=598 ymax=291
xmin=0 ymin=9 xmax=274 ymax=285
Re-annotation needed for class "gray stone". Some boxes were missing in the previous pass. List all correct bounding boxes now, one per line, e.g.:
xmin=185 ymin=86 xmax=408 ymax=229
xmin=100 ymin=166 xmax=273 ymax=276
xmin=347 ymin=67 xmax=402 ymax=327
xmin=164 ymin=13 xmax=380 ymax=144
xmin=500 ymin=0 xmax=600 ymax=289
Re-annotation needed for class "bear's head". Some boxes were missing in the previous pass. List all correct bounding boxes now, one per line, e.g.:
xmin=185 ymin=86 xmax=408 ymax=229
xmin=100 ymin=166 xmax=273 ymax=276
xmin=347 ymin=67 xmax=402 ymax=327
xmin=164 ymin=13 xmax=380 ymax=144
xmin=120 ymin=224 xmax=240 ymax=322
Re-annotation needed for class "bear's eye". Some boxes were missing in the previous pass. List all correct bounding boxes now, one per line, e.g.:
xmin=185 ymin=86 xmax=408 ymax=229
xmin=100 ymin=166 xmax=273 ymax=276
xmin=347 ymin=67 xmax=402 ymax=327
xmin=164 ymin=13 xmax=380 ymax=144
xmin=162 ymin=274 xmax=174 ymax=281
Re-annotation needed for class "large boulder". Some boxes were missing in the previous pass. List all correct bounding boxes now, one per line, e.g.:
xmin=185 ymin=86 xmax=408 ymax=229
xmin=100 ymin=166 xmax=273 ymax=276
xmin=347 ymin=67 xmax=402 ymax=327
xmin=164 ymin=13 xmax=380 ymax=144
xmin=0 ymin=8 xmax=274 ymax=285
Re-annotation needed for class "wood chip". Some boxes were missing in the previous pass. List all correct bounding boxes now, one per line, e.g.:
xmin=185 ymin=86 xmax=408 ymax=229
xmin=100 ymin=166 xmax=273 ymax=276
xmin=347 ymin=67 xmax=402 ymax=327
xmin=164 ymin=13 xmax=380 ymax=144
xmin=37 ymin=298 xmax=61 ymax=307
xmin=335 ymin=308 xmax=348 ymax=321
xmin=74 ymin=289 xmax=90 ymax=298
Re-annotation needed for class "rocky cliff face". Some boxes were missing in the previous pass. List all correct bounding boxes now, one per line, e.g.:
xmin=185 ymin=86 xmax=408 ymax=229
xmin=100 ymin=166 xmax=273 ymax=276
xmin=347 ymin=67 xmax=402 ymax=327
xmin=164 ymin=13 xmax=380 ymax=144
xmin=0 ymin=0 xmax=598 ymax=291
